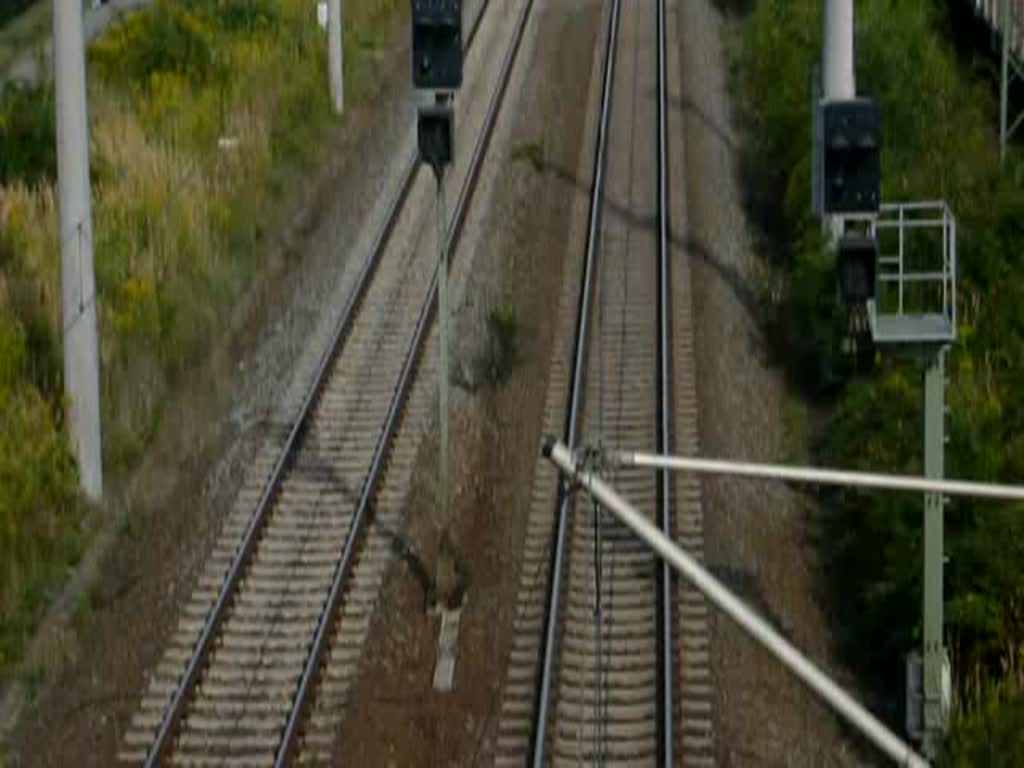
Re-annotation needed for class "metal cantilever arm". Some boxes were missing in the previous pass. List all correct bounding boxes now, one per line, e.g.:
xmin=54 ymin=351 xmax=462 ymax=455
xmin=542 ymin=437 xmax=931 ymax=768
xmin=609 ymin=448 xmax=1024 ymax=501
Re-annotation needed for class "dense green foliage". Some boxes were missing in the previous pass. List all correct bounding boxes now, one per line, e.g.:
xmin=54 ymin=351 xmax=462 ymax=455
xmin=0 ymin=311 xmax=82 ymax=672
xmin=731 ymin=0 xmax=1024 ymax=749
xmin=89 ymin=1 xmax=282 ymax=89
xmin=0 ymin=82 xmax=55 ymax=184
xmin=0 ymin=0 xmax=404 ymax=678
xmin=0 ymin=0 xmax=35 ymax=28
xmin=92 ymin=4 xmax=220 ymax=86
xmin=942 ymin=675 xmax=1024 ymax=765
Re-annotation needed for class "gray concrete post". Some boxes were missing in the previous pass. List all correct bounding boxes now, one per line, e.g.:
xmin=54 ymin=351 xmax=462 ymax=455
xmin=1002 ymin=0 xmax=1010 ymax=163
xmin=822 ymin=0 xmax=855 ymax=100
xmin=54 ymin=0 xmax=103 ymax=501
xmin=821 ymin=0 xmax=856 ymax=239
xmin=328 ymin=0 xmax=344 ymax=114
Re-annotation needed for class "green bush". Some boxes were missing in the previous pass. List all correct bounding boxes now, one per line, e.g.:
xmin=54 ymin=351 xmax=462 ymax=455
xmin=89 ymin=0 xmax=285 ymax=92
xmin=191 ymin=0 xmax=280 ymax=32
xmin=0 ymin=82 xmax=55 ymax=185
xmin=479 ymin=304 xmax=523 ymax=387
xmin=0 ymin=0 xmax=36 ymax=27
xmin=0 ymin=312 xmax=82 ymax=673
xmin=732 ymin=0 xmax=1024 ymax=743
xmin=90 ymin=2 xmax=218 ymax=86
xmin=943 ymin=684 xmax=1024 ymax=766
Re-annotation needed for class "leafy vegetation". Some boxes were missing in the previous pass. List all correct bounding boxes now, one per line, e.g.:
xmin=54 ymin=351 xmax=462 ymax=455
xmin=0 ymin=82 xmax=55 ymax=185
xmin=477 ymin=304 xmax=523 ymax=387
xmin=0 ymin=311 xmax=82 ymax=672
xmin=943 ymin=671 xmax=1024 ymax=765
xmin=731 ymin=0 xmax=1024 ymax=750
xmin=0 ymin=0 xmax=35 ymax=28
xmin=0 ymin=0 xmax=405 ymax=678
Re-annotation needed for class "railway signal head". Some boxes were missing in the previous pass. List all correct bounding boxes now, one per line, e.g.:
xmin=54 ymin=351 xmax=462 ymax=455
xmin=411 ymin=0 xmax=463 ymax=90
xmin=837 ymin=234 xmax=878 ymax=305
xmin=418 ymin=102 xmax=455 ymax=177
xmin=823 ymin=98 xmax=881 ymax=214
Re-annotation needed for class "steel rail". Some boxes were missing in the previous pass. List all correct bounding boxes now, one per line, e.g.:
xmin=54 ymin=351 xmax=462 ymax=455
xmin=141 ymin=3 xmax=492 ymax=764
xmin=654 ymin=0 xmax=674 ymax=763
xmin=528 ymin=0 xmax=621 ymax=763
xmin=273 ymin=0 xmax=538 ymax=762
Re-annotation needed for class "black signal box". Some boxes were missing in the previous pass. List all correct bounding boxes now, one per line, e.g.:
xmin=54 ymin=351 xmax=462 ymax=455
xmin=823 ymin=99 xmax=881 ymax=214
xmin=418 ymin=103 xmax=454 ymax=177
xmin=837 ymin=235 xmax=878 ymax=305
xmin=412 ymin=0 xmax=463 ymax=90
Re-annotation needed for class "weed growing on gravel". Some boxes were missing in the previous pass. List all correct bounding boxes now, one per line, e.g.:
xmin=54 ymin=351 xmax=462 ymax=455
xmin=510 ymin=140 xmax=545 ymax=173
xmin=455 ymin=303 xmax=524 ymax=392
xmin=22 ymin=662 xmax=43 ymax=703
xmin=0 ymin=0 xmax=407 ymax=678
xmin=481 ymin=303 xmax=523 ymax=386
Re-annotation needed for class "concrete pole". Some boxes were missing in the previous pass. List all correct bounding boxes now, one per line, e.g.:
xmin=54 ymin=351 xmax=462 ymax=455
xmin=53 ymin=0 xmax=103 ymax=501
xmin=922 ymin=348 xmax=948 ymax=757
xmin=1001 ymin=0 xmax=1010 ymax=163
xmin=822 ymin=0 xmax=856 ymax=239
xmin=328 ymin=0 xmax=344 ymax=114
xmin=822 ymin=0 xmax=855 ymax=100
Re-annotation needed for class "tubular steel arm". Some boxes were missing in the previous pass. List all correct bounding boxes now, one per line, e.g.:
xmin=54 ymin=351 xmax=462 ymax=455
xmin=544 ymin=437 xmax=930 ymax=768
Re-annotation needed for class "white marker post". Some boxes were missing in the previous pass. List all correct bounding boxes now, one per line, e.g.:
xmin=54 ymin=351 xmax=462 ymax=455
xmin=821 ymin=0 xmax=855 ymax=241
xmin=54 ymin=0 xmax=103 ymax=501
xmin=822 ymin=0 xmax=855 ymax=101
xmin=328 ymin=0 xmax=344 ymax=114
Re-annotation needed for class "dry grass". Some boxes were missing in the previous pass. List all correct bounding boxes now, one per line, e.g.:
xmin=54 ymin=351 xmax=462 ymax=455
xmin=0 ymin=0 xmax=406 ymax=678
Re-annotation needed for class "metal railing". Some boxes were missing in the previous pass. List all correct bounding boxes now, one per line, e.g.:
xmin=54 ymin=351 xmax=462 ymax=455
xmin=974 ymin=0 xmax=1024 ymax=56
xmin=869 ymin=201 xmax=956 ymax=344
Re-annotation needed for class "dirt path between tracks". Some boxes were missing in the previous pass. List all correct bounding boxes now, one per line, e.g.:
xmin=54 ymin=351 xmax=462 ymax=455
xmin=676 ymin=1 xmax=877 ymax=765
xmin=331 ymin=0 xmax=603 ymax=764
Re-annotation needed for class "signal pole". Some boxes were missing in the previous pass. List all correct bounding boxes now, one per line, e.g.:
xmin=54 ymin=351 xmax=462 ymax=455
xmin=1002 ymin=0 xmax=1010 ymax=162
xmin=436 ymin=164 xmax=450 ymax=532
xmin=921 ymin=346 xmax=948 ymax=759
xmin=412 ymin=0 xmax=461 ymax=565
xmin=820 ymin=0 xmax=950 ymax=754
xmin=328 ymin=0 xmax=344 ymax=114
xmin=54 ymin=0 xmax=103 ymax=501
xmin=822 ymin=0 xmax=855 ymax=240
xmin=822 ymin=0 xmax=855 ymax=100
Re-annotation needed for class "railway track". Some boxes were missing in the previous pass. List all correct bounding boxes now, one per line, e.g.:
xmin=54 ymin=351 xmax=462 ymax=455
xmin=495 ymin=0 xmax=715 ymax=764
xmin=117 ymin=0 xmax=539 ymax=762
